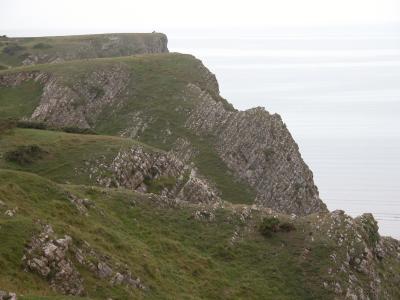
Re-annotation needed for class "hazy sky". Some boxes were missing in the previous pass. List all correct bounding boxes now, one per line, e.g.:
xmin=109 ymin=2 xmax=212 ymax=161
xmin=1 ymin=0 xmax=399 ymax=36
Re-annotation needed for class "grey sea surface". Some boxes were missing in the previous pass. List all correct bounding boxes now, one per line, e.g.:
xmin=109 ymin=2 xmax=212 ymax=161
xmin=170 ymin=28 xmax=400 ymax=238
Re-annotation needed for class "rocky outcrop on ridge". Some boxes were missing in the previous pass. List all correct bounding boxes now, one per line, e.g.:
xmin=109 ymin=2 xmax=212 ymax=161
xmin=191 ymin=200 xmax=400 ymax=299
xmin=22 ymin=225 xmax=85 ymax=296
xmin=22 ymin=224 xmax=145 ymax=296
xmin=306 ymin=211 xmax=400 ymax=299
xmin=90 ymin=146 xmax=221 ymax=204
xmin=185 ymin=83 xmax=326 ymax=215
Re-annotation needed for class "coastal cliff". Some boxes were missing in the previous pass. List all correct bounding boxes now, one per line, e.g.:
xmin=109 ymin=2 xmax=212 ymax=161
xmin=0 ymin=33 xmax=399 ymax=299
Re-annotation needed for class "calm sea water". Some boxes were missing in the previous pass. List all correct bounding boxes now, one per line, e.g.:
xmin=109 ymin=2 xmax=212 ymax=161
xmin=170 ymin=29 xmax=400 ymax=238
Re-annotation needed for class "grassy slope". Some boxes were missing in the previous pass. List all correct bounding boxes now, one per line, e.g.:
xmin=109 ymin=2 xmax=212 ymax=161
xmin=0 ymin=54 xmax=254 ymax=204
xmin=0 ymin=128 xmax=149 ymax=185
xmin=0 ymin=80 xmax=42 ymax=119
xmin=0 ymin=128 xmax=255 ymax=204
xmin=0 ymin=168 xmax=334 ymax=300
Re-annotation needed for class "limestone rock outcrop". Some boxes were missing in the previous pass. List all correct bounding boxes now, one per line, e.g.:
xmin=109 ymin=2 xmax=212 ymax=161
xmin=185 ymin=83 xmax=327 ymax=215
xmin=90 ymin=146 xmax=221 ymax=205
xmin=22 ymin=225 xmax=85 ymax=296
xmin=22 ymin=224 xmax=145 ymax=295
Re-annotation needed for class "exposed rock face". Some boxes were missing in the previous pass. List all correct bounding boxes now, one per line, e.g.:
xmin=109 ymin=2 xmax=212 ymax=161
xmin=91 ymin=146 xmax=221 ymax=205
xmin=0 ymin=67 xmax=130 ymax=128
xmin=185 ymin=83 xmax=326 ymax=215
xmin=22 ymin=225 xmax=85 ymax=296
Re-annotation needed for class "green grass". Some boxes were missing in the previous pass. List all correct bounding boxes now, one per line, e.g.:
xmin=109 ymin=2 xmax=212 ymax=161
xmin=0 ymin=80 xmax=42 ymax=119
xmin=190 ymin=135 xmax=256 ymax=204
xmin=0 ymin=169 xmax=335 ymax=299
xmin=0 ymin=128 xmax=145 ymax=185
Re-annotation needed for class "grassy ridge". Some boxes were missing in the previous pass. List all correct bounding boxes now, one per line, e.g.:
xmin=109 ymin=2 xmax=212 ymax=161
xmin=0 ymin=169 xmax=334 ymax=299
xmin=0 ymin=33 xmax=168 ymax=67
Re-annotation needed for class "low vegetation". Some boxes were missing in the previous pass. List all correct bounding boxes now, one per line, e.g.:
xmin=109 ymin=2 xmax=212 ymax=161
xmin=144 ymin=175 xmax=177 ymax=194
xmin=259 ymin=216 xmax=296 ymax=237
xmin=4 ymin=145 xmax=48 ymax=165
xmin=2 ymin=44 xmax=26 ymax=56
xmin=32 ymin=43 xmax=52 ymax=49
xmin=0 ymin=118 xmax=16 ymax=134
xmin=16 ymin=121 xmax=97 ymax=135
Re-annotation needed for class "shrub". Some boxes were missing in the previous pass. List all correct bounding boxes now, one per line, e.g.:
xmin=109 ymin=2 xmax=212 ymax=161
xmin=259 ymin=217 xmax=280 ymax=237
xmin=32 ymin=42 xmax=52 ymax=49
xmin=259 ymin=217 xmax=296 ymax=237
xmin=17 ymin=122 xmax=96 ymax=135
xmin=4 ymin=145 xmax=48 ymax=165
xmin=2 ymin=44 xmax=25 ymax=55
xmin=144 ymin=176 xmax=177 ymax=194
xmin=62 ymin=126 xmax=97 ymax=135
xmin=279 ymin=222 xmax=296 ymax=232
xmin=0 ymin=118 xmax=17 ymax=134
xmin=0 ymin=64 xmax=7 ymax=70
xmin=17 ymin=121 xmax=48 ymax=130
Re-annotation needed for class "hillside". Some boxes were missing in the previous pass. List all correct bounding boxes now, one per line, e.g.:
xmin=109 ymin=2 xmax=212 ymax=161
xmin=0 ymin=33 xmax=168 ymax=68
xmin=0 ymin=166 xmax=399 ymax=300
xmin=0 ymin=53 xmax=325 ymax=214
xmin=0 ymin=33 xmax=399 ymax=299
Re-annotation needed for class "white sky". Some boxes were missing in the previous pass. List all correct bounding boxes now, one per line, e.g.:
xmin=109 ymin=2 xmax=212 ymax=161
xmin=1 ymin=0 xmax=399 ymax=36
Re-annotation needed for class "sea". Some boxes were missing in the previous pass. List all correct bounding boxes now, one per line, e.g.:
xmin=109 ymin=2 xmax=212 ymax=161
xmin=169 ymin=26 xmax=400 ymax=238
